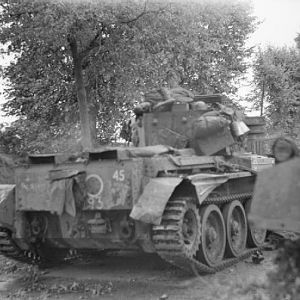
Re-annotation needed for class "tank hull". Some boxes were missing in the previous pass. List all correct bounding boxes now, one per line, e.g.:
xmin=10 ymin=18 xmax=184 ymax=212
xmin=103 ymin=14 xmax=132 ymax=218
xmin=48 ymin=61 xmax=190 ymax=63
xmin=0 ymin=146 xmax=271 ymax=273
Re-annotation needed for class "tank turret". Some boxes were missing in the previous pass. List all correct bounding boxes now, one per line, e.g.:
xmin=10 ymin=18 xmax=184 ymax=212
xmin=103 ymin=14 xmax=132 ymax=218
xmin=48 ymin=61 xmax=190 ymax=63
xmin=133 ymin=94 xmax=250 ymax=156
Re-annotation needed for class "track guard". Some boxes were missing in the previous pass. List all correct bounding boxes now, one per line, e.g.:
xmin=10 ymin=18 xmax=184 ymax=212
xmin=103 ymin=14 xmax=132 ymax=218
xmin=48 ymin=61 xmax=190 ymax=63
xmin=188 ymin=174 xmax=229 ymax=205
xmin=130 ymin=177 xmax=182 ymax=225
xmin=130 ymin=174 xmax=228 ymax=225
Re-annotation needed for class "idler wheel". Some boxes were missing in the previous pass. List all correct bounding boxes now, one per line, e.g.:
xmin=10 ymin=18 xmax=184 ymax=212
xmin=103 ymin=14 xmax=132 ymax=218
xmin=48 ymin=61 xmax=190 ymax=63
xmin=223 ymin=200 xmax=247 ymax=257
xmin=197 ymin=204 xmax=226 ymax=267
xmin=245 ymin=200 xmax=267 ymax=247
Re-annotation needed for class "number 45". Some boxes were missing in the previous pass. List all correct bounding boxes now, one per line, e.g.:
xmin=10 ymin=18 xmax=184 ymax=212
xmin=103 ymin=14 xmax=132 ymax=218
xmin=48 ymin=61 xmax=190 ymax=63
xmin=112 ymin=169 xmax=125 ymax=182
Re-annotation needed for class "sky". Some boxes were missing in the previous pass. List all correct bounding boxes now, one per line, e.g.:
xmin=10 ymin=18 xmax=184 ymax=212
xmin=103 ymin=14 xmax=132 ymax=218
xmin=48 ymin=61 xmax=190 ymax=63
xmin=248 ymin=0 xmax=300 ymax=48
xmin=1 ymin=0 xmax=300 ymax=121
xmin=239 ymin=0 xmax=300 ymax=114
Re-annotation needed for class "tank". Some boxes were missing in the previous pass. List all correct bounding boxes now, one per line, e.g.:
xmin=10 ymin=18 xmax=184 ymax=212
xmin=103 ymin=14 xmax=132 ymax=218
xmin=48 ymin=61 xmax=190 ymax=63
xmin=0 ymin=94 xmax=273 ymax=274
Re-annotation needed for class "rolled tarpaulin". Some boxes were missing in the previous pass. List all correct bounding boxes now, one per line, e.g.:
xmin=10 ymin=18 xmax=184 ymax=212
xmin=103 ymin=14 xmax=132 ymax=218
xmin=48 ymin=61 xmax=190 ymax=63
xmin=192 ymin=115 xmax=230 ymax=139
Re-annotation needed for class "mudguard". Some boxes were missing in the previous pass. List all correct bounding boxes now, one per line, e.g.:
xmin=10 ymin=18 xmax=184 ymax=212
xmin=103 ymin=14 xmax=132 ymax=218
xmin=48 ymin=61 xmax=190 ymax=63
xmin=130 ymin=174 xmax=228 ymax=225
xmin=249 ymin=158 xmax=300 ymax=233
xmin=0 ymin=184 xmax=15 ymax=229
xmin=187 ymin=173 xmax=228 ymax=204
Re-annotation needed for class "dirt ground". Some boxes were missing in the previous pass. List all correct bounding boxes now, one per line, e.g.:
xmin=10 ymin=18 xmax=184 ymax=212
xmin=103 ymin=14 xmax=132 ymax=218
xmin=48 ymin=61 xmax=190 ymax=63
xmin=0 ymin=250 xmax=276 ymax=300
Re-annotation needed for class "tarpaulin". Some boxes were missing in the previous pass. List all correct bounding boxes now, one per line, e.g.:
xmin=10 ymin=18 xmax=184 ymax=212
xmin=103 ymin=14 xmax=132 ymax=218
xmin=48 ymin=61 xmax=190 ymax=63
xmin=0 ymin=184 xmax=15 ymax=227
xmin=249 ymin=158 xmax=300 ymax=233
xmin=50 ymin=178 xmax=76 ymax=217
xmin=16 ymin=169 xmax=84 ymax=217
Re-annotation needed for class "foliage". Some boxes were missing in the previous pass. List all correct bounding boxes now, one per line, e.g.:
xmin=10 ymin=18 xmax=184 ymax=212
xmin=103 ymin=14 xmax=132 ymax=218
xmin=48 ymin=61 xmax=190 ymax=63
xmin=249 ymin=46 xmax=300 ymax=135
xmin=0 ymin=150 xmax=15 ymax=183
xmin=0 ymin=0 xmax=257 ymax=153
xmin=296 ymin=33 xmax=300 ymax=50
xmin=0 ymin=119 xmax=81 ymax=154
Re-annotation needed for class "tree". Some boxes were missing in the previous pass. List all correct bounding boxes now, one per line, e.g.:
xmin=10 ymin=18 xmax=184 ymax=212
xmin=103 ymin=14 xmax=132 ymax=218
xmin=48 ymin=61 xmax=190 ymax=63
xmin=0 ymin=0 xmax=257 ymax=153
xmin=295 ymin=33 xmax=300 ymax=80
xmin=1 ymin=0 xmax=158 ymax=149
xmin=295 ymin=33 xmax=300 ymax=50
xmin=250 ymin=46 xmax=300 ymax=135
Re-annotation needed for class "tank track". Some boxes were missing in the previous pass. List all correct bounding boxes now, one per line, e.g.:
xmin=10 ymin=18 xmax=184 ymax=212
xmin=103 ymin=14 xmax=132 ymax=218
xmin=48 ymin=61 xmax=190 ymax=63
xmin=0 ymin=227 xmax=39 ymax=264
xmin=153 ymin=193 xmax=258 ymax=275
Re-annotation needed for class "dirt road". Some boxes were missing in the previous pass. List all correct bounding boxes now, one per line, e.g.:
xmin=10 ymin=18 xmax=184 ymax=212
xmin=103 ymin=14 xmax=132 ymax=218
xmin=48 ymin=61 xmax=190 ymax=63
xmin=0 ymin=251 xmax=275 ymax=300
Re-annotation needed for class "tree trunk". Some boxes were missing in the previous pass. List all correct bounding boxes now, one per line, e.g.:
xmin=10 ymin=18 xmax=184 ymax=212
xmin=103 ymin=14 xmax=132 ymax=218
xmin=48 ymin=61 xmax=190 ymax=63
xmin=86 ymin=87 xmax=97 ymax=146
xmin=74 ymin=59 xmax=93 ymax=150
xmin=69 ymin=35 xmax=93 ymax=150
xmin=260 ymin=79 xmax=265 ymax=116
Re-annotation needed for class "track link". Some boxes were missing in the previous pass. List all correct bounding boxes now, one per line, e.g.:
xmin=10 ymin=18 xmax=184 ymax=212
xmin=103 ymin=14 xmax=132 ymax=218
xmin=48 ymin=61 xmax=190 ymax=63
xmin=0 ymin=227 xmax=39 ymax=264
xmin=153 ymin=194 xmax=258 ymax=275
xmin=204 ymin=193 xmax=252 ymax=205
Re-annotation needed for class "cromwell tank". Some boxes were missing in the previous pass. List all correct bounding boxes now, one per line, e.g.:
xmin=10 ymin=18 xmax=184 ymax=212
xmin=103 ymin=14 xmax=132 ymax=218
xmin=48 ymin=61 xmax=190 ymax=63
xmin=0 ymin=94 xmax=273 ymax=274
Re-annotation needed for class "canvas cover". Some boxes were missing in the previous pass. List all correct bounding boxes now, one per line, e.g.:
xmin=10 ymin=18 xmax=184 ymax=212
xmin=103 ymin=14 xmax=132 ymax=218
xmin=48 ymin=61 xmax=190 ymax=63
xmin=0 ymin=184 xmax=15 ymax=228
xmin=249 ymin=158 xmax=300 ymax=233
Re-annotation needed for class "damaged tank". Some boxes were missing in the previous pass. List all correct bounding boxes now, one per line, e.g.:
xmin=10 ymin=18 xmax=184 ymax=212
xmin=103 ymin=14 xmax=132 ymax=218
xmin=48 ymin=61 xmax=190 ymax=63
xmin=0 ymin=94 xmax=273 ymax=274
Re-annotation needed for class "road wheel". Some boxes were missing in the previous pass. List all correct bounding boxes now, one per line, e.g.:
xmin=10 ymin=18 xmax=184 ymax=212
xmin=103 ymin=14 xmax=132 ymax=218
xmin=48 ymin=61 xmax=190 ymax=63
xmin=245 ymin=200 xmax=267 ymax=247
xmin=223 ymin=200 xmax=247 ymax=257
xmin=197 ymin=204 xmax=226 ymax=267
